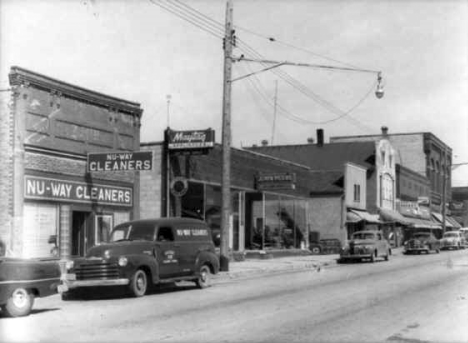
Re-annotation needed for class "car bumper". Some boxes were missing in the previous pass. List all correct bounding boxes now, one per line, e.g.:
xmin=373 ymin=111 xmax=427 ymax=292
xmin=58 ymin=274 xmax=129 ymax=293
xmin=339 ymin=253 xmax=372 ymax=260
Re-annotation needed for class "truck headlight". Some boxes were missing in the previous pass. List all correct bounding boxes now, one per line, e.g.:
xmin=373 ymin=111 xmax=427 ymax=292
xmin=118 ymin=256 xmax=128 ymax=267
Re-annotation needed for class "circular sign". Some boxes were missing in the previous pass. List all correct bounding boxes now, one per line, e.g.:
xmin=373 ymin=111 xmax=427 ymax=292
xmin=170 ymin=177 xmax=188 ymax=197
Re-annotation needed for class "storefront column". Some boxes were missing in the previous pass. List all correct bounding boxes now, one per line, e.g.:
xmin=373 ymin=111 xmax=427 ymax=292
xmin=59 ymin=205 xmax=71 ymax=259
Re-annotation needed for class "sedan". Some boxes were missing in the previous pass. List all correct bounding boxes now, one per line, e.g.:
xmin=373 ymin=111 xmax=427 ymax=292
xmin=440 ymin=231 xmax=466 ymax=250
xmin=0 ymin=257 xmax=61 ymax=317
xmin=403 ymin=232 xmax=440 ymax=254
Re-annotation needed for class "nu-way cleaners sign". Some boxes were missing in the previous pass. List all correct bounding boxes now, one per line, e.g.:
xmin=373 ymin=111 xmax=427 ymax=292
xmin=87 ymin=151 xmax=152 ymax=172
xmin=24 ymin=176 xmax=132 ymax=206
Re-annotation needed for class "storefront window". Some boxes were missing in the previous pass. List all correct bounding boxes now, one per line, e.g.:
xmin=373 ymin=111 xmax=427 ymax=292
xmin=247 ymin=193 xmax=308 ymax=250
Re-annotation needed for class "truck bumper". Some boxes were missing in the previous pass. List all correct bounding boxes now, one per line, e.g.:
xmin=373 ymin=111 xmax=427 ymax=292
xmin=59 ymin=275 xmax=129 ymax=293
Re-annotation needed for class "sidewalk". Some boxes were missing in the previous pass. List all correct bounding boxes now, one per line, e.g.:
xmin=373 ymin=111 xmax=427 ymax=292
xmin=214 ymin=253 xmax=340 ymax=282
xmin=214 ymin=247 xmax=404 ymax=281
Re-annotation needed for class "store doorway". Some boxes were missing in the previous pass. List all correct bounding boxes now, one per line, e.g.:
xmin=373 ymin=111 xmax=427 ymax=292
xmin=71 ymin=211 xmax=91 ymax=256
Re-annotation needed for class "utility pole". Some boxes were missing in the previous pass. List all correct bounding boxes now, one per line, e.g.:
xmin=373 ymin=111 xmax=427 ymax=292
xmin=220 ymin=0 xmax=233 ymax=271
xmin=442 ymin=145 xmax=447 ymax=234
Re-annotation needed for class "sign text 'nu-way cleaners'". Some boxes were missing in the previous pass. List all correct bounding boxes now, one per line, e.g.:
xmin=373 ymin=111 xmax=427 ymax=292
xmin=87 ymin=151 xmax=152 ymax=172
xmin=24 ymin=176 xmax=133 ymax=206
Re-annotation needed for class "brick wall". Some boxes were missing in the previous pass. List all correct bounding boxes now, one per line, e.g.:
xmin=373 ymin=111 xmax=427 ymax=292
xmin=139 ymin=144 xmax=163 ymax=218
xmin=0 ymin=91 xmax=13 ymax=252
xmin=308 ymin=196 xmax=345 ymax=243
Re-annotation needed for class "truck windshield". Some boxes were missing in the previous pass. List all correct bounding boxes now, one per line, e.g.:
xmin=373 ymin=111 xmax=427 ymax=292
xmin=110 ymin=222 xmax=156 ymax=242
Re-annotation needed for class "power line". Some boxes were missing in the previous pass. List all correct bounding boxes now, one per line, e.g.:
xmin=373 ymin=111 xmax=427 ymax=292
xmin=234 ymin=24 xmax=364 ymax=70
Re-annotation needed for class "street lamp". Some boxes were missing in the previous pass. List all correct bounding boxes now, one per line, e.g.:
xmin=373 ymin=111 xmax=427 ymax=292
xmin=375 ymin=72 xmax=385 ymax=99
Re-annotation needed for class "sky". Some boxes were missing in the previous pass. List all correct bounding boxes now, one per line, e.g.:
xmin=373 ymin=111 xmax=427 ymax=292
xmin=1 ymin=0 xmax=467 ymax=185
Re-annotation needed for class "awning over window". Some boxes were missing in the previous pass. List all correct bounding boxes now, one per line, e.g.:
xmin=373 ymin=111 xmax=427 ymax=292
xmin=446 ymin=216 xmax=462 ymax=229
xmin=378 ymin=208 xmax=411 ymax=225
xmin=346 ymin=211 xmax=362 ymax=223
xmin=348 ymin=209 xmax=381 ymax=224
xmin=431 ymin=213 xmax=454 ymax=228
xmin=405 ymin=217 xmax=441 ymax=230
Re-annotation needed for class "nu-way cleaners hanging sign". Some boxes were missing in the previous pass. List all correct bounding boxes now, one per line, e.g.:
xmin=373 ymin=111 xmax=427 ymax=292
xmin=87 ymin=151 xmax=152 ymax=172
xmin=24 ymin=176 xmax=132 ymax=206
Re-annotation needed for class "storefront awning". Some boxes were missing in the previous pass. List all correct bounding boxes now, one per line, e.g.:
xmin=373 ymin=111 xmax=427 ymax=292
xmin=346 ymin=211 xmax=362 ymax=223
xmin=378 ymin=208 xmax=411 ymax=225
xmin=446 ymin=216 xmax=462 ymax=229
xmin=349 ymin=209 xmax=381 ymax=224
xmin=431 ymin=213 xmax=454 ymax=229
xmin=403 ymin=216 xmax=441 ymax=230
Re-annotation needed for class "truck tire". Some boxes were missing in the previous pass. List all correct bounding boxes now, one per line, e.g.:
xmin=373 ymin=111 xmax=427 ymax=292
xmin=129 ymin=269 xmax=148 ymax=297
xmin=195 ymin=265 xmax=211 ymax=289
xmin=1 ymin=288 xmax=35 ymax=317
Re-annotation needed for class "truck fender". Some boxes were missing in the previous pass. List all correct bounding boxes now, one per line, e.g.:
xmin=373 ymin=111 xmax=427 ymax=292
xmin=125 ymin=253 xmax=160 ymax=284
xmin=195 ymin=251 xmax=220 ymax=275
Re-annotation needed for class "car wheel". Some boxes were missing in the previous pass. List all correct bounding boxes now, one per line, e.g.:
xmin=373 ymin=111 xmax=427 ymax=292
xmin=195 ymin=265 xmax=211 ymax=289
xmin=384 ymin=249 xmax=390 ymax=261
xmin=1 ymin=288 xmax=35 ymax=317
xmin=436 ymin=248 xmax=440 ymax=254
xmin=369 ymin=252 xmax=375 ymax=263
xmin=129 ymin=269 xmax=148 ymax=297
xmin=310 ymin=245 xmax=321 ymax=255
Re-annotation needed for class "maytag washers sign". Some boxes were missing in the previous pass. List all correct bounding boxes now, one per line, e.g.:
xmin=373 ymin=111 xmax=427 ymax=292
xmin=87 ymin=151 xmax=152 ymax=172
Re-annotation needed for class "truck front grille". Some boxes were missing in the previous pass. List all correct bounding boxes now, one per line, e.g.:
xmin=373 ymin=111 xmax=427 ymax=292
xmin=75 ymin=261 xmax=119 ymax=280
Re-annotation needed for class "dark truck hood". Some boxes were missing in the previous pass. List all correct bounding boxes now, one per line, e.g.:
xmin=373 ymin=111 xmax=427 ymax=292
xmin=86 ymin=241 xmax=155 ymax=258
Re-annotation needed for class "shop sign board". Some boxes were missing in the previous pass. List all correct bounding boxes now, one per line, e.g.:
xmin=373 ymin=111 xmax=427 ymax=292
xmin=255 ymin=172 xmax=296 ymax=191
xmin=24 ymin=176 xmax=133 ymax=206
xmin=398 ymin=200 xmax=431 ymax=220
xmin=167 ymin=129 xmax=215 ymax=153
xmin=87 ymin=151 xmax=152 ymax=172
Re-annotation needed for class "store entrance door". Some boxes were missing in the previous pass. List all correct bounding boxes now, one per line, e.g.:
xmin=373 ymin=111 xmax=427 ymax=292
xmin=71 ymin=211 xmax=91 ymax=256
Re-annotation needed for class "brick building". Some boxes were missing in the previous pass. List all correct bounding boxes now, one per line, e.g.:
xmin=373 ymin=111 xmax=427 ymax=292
xmin=330 ymin=130 xmax=452 ymax=215
xmin=0 ymin=66 xmax=142 ymax=258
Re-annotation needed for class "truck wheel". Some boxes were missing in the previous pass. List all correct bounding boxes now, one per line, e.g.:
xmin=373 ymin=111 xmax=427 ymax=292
xmin=129 ymin=269 xmax=147 ymax=297
xmin=195 ymin=265 xmax=211 ymax=289
xmin=1 ymin=288 xmax=35 ymax=317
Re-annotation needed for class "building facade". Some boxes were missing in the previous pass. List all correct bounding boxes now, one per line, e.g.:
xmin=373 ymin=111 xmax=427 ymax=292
xmin=139 ymin=138 xmax=368 ymax=252
xmin=0 ymin=67 xmax=142 ymax=258
xmin=330 ymin=130 xmax=452 ymax=215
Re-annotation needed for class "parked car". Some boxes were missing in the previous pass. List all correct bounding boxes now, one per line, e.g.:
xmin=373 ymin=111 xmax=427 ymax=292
xmin=0 ymin=257 xmax=61 ymax=317
xmin=440 ymin=230 xmax=466 ymax=250
xmin=403 ymin=232 xmax=440 ymax=254
xmin=338 ymin=230 xmax=391 ymax=263
xmin=59 ymin=218 xmax=220 ymax=299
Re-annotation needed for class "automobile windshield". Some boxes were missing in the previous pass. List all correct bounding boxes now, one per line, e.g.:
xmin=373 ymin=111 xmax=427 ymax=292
xmin=412 ymin=234 xmax=430 ymax=239
xmin=443 ymin=232 xmax=459 ymax=238
xmin=110 ymin=222 xmax=156 ymax=242
xmin=352 ymin=233 xmax=375 ymax=240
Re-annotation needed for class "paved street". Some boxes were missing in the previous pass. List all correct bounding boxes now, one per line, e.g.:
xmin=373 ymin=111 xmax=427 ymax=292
xmin=1 ymin=249 xmax=467 ymax=343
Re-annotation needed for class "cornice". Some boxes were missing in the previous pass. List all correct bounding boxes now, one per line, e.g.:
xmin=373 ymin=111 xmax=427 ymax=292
xmin=9 ymin=66 xmax=143 ymax=117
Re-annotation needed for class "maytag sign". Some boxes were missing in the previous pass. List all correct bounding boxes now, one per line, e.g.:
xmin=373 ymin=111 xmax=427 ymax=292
xmin=167 ymin=129 xmax=215 ymax=154
xmin=87 ymin=151 xmax=152 ymax=172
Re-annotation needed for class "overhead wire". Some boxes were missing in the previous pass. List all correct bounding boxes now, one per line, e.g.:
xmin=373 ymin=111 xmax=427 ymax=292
xmin=149 ymin=0 xmax=377 ymax=131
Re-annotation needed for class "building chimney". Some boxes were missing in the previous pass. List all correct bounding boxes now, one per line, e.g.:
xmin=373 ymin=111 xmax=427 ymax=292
xmin=261 ymin=139 xmax=268 ymax=146
xmin=317 ymin=129 xmax=324 ymax=147
xmin=381 ymin=126 xmax=388 ymax=136
xmin=307 ymin=137 xmax=314 ymax=144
